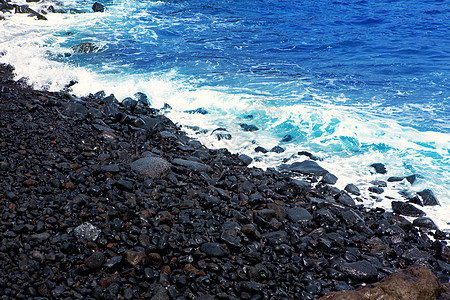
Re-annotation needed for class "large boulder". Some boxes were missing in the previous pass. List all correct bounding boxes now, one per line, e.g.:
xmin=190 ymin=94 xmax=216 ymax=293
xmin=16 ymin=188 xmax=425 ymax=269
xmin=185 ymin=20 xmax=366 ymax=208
xmin=129 ymin=157 xmax=172 ymax=179
xmin=284 ymin=160 xmax=330 ymax=176
xmin=319 ymin=266 xmax=442 ymax=300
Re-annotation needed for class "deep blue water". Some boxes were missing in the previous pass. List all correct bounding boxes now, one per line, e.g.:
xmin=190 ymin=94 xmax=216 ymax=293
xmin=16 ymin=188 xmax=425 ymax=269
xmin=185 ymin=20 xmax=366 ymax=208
xmin=1 ymin=0 xmax=449 ymax=228
xmin=64 ymin=0 xmax=450 ymax=132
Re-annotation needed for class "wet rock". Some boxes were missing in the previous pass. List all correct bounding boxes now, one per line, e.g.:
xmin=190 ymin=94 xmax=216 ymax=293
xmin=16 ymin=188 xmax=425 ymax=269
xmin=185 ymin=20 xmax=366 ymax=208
xmin=200 ymin=242 xmax=227 ymax=258
xmin=238 ymin=154 xmax=253 ymax=166
xmin=413 ymin=217 xmax=438 ymax=230
xmin=285 ymin=160 xmax=329 ymax=176
xmin=344 ymin=184 xmax=360 ymax=196
xmin=185 ymin=107 xmax=208 ymax=114
xmin=417 ymin=189 xmax=440 ymax=206
xmin=337 ymin=261 xmax=377 ymax=282
xmin=401 ymin=247 xmax=431 ymax=265
xmin=387 ymin=174 xmax=417 ymax=184
xmin=336 ymin=192 xmax=356 ymax=208
xmin=104 ymin=256 xmax=122 ymax=269
xmin=319 ymin=266 xmax=442 ymax=300
xmin=172 ymin=158 xmax=212 ymax=172
xmin=370 ymin=163 xmax=387 ymax=174
xmin=287 ymin=207 xmax=312 ymax=223
xmin=391 ymin=201 xmax=426 ymax=217
xmin=84 ymin=251 xmax=105 ymax=269
xmin=239 ymin=123 xmax=259 ymax=132
xmin=298 ymin=150 xmax=320 ymax=161
xmin=322 ymin=173 xmax=338 ymax=184
xmin=129 ymin=157 xmax=172 ymax=179
xmin=255 ymin=146 xmax=268 ymax=153
xmin=281 ymin=134 xmax=293 ymax=142
xmin=72 ymin=42 xmax=100 ymax=54
xmin=92 ymin=2 xmax=105 ymax=12
xmin=368 ymin=186 xmax=384 ymax=194
xmin=73 ymin=222 xmax=101 ymax=242
xmin=271 ymin=146 xmax=285 ymax=153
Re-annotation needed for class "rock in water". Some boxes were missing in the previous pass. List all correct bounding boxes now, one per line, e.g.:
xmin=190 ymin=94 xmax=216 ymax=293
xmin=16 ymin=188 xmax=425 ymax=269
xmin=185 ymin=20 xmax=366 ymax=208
xmin=286 ymin=160 xmax=329 ymax=176
xmin=417 ymin=189 xmax=440 ymax=206
xmin=72 ymin=42 xmax=100 ymax=54
xmin=129 ymin=157 xmax=172 ymax=179
xmin=319 ymin=266 xmax=442 ymax=300
xmin=391 ymin=201 xmax=426 ymax=217
xmin=370 ymin=163 xmax=387 ymax=174
xmin=92 ymin=2 xmax=105 ymax=12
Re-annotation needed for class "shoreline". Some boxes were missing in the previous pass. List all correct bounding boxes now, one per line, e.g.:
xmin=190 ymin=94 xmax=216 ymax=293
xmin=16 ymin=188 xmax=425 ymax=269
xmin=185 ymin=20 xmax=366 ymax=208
xmin=1 ymin=62 xmax=449 ymax=299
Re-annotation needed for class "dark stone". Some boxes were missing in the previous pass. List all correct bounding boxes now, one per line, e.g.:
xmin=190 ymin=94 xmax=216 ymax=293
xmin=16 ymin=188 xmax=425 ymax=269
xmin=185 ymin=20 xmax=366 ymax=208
xmin=287 ymin=207 xmax=312 ymax=223
xmin=401 ymin=247 xmax=431 ymax=265
xmin=271 ymin=146 xmax=285 ymax=153
xmin=129 ymin=157 xmax=172 ymax=179
xmin=344 ymin=184 xmax=360 ymax=196
xmin=200 ymin=243 xmax=227 ymax=257
xmin=322 ymin=173 xmax=338 ymax=184
xmin=239 ymin=124 xmax=259 ymax=132
xmin=238 ymin=154 xmax=253 ymax=165
xmin=336 ymin=192 xmax=356 ymax=208
xmin=337 ymin=261 xmax=377 ymax=282
xmin=298 ymin=151 xmax=320 ymax=161
xmin=281 ymin=134 xmax=293 ymax=142
xmin=417 ymin=189 xmax=440 ymax=206
xmin=171 ymin=158 xmax=213 ymax=172
xmin=391 ymin=201 xmax=426 ymax=217
xmin=255 ymin=146 xmax=268 ymax=153
xmin=134 ymin=92 xmax=150 ymax=106
xmin=285 ymin=160 xmax=329 ymax=176
xmin=185 ymin=107 xmax=208 ymax=115
xmin=92 ymin=2 xmax=105 ymax=12
xmin=104 ymin=255 xmax=122 ymax=269
xmin=84 ymin=251 xmax=105 ymax=269
xmin=368 ymin=186 xmax=384 ymax=194
xmin=370 ymin=163 xmax=387 ymax=174
xmin=413 ymin=217 xmax=438 ymax=230
xmin=389 ymin=174 xmax=418 ymax=184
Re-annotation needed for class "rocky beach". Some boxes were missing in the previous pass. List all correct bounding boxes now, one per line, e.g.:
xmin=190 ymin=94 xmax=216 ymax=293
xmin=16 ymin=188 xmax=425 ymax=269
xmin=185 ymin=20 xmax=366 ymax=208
xmin=0 ymin=61 xmax=450 ymax=299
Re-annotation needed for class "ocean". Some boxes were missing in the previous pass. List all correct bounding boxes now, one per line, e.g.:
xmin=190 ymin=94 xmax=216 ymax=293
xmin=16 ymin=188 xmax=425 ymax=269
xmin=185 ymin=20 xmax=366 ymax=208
xmin=1 ymin=0 xmax=449 ymax=231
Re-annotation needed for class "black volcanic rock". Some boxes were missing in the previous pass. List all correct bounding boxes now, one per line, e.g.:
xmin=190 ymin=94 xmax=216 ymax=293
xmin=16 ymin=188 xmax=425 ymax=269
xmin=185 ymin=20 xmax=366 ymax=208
xmin=418 ymin=189 xmax=440 ymax=206
xmin=392 ymin=201 xmax=426 ymax=217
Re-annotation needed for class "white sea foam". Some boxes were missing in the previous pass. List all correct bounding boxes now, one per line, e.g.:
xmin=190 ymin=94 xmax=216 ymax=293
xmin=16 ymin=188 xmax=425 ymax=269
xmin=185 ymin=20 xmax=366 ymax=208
xmin=1 ymin=1 xmax=449 ymax=232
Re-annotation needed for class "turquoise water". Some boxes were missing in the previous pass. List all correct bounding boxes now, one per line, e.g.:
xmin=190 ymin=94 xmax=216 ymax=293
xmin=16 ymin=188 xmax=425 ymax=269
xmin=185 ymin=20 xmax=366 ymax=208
xmin=0 ymin=0 xmax=449 ymax=229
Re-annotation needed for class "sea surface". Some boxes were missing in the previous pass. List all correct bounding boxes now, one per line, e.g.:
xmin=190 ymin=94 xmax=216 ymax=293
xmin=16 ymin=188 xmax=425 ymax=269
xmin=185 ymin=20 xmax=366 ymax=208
xmin=1 ymin=0 xmax=449 ymax=230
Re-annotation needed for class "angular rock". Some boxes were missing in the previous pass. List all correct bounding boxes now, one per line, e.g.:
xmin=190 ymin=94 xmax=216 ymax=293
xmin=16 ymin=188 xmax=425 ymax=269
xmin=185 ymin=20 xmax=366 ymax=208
xmin=123 ymin=250 xmax=147 ymax=267
xmin=84 ymin=251 xmax=105 ymax=269
xmin=92 ymin=2 xmax=105 ymax=12
xmin=417 ymin=189 xmax=440 ymax=206
xmin=413 ymin=217 xmax=438 ymax=230
xmin=271 ymin=146 xmax=285 ymax=153
xmin=319 ymin=266 xmax=442 ymax=300
xmin=344 ymin=184 xmax=360 ymax=196
xmin=73 ymin=222 xmax=101 ymax=242
xmin=171 ymin=158 xmax=213 ymax=172
xmin=287 ymin=207 xmax=312 ymax=223
xmin=72 ymin=42 xmax=100 ymax=54
xmin=391 ymin=201 xmax=426 ymax=217
xmin=255 ymin=146 xmax=268 ymax=153
xmin=200 ymin=242 xmax=227 ymax=258
xmin=336 ymin=192 xmax=356 ymax=208
xmin=370 ymin=163 xmax=387 ymax=174
xmin=337 ymin=261 xmax=377 ymax=282
xmin=238 ymin=154 xmax=253 ymax=166
xmin=129 ymin=157 xmax=172 ymax=179
xmin=285 ymin=160 xmax=329 ymax=176
xmin=322 ymin=173 xmax=338 ymax=184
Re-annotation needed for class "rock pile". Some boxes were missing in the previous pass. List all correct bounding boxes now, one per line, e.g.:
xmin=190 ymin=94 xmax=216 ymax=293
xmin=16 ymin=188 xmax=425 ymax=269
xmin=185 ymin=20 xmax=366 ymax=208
xmin=0 ymin=63 xmax=449 ymax=299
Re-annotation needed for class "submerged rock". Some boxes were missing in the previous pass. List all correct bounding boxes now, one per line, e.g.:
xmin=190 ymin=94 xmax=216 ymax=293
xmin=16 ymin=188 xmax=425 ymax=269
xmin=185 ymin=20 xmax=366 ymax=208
xmin=72 ymin=42 xmax=100 ymax=54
